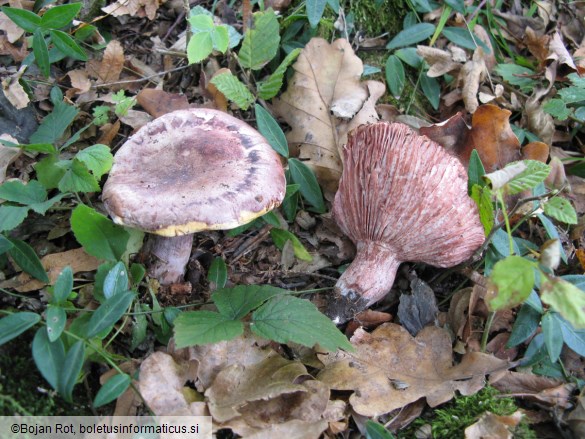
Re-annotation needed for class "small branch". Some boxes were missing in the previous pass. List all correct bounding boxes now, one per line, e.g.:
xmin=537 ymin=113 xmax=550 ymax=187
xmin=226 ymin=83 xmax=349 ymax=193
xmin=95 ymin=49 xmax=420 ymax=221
xmin=91 ymin=65 xmax=190 ymax=89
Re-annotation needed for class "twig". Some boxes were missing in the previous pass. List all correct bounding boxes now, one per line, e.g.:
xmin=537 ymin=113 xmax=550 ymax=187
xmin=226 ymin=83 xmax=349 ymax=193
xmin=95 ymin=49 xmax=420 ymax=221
xmin=91 ymin=65 xmax=190 ymax=89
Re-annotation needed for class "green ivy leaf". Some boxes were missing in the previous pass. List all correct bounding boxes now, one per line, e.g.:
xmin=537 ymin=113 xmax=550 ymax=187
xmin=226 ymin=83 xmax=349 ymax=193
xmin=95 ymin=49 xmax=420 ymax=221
xmin=386 ymin=23 xmax=435 ymax=50
xmin=7 ymin=238 xmax=49 ymax=282
xmin=173 ymin=311 xmax=243 ymax=348
xmin=288 ymin=158 xmax=326 ymax=213
xmin=270 ymin=228 xmax=312 ymax=261
xmin=58 ymin=340 xmax=85 ymax=402
xmin=210 ymin=72 xmax=255 ymax=110
xmin=541 ymin=277 xmax=585 ymax=329
xmin=213 ymin=285 xmax=289 ymax=320
xmin=33 ymin=28 xmax=50 ymax=78
xmin=0 ymin=312 xmax=40 ymax=346
xmin=93 ymin=374 xmax=131 ymax=408
xmin=70 ymin=204 xmax=130 ymax=261
xmin=40 ymin=3 xmax=82 ymax=29
xmin=207 ymin=257 xmax=227 ymax=290
xmin=251 ymin=296 xmax=353 ymax=351
xmin=543 ymin=197 xmax=578 ymax=224
xmin=1 ymin=6 xmax=41 ymax=33
xmin=238 ymin=9 xmax=280 ymax=70
xmin=487 ymin=256 xmax=535 ymax=311
xmin=257 ymin=48 xmax=301 ymax=100
xmin=255 ymin=104 xmax=288 ymax=157
xmin=86 ymin=290 xmax=135 ymax=338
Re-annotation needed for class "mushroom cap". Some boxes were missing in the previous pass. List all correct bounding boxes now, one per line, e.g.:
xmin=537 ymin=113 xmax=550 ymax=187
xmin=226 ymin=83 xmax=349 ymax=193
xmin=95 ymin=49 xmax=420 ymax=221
xmin=333 ymin=122 xmax=485 ymax=268
xmin=102 ymin=108 xmax=286 ymax=236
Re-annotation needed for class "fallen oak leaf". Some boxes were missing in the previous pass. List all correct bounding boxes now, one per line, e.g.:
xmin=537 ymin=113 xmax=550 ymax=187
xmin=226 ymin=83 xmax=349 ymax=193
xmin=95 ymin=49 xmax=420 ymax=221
xmin=137 ymin=88 xmax=190 ymax=118
xmin=464 ymin=410 xmax=524 ymax=439
xmin=317 ymin=323 xmax=509 ymax=417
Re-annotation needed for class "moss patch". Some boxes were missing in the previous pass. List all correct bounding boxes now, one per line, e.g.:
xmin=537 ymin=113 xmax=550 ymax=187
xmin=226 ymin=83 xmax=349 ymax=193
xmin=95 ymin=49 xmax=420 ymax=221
xmin=351 ymin=0 xmax=407 ymax=37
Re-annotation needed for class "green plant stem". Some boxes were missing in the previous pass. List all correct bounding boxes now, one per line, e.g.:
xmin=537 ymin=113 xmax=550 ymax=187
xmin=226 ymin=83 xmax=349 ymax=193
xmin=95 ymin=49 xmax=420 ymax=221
xmin=481 ymin=311 xmax=495 ymax=352
xmin=496 ymin=190 xmax=514 ymax=255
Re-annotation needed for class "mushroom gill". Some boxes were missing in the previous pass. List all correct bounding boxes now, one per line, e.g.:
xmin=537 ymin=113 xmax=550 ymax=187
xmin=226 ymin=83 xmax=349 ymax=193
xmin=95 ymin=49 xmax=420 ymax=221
xmin=327 ymin=122 xmax=485 ymax=323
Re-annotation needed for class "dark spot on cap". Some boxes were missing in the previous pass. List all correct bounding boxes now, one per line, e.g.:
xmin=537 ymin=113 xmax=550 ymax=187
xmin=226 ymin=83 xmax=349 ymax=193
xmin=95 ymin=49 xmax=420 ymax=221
xmin=255 ymin=195 xmax=263 ymax=203
xmin=249 ymin=150 xmax=260 ymax=163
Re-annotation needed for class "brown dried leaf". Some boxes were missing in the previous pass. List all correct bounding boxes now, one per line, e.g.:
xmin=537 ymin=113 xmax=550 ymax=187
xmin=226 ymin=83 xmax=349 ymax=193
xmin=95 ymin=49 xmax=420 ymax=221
xmin=272 ymin=38 xmax=383 ymax=198
xmin=99 ymin=40 xmax=124 ymax=83
xmin=547 ymin=32 xmax=577 ymax=71
xmin=568 ymin=390 xmax=585 ymax=439
xmin=101 ymin=0 xmax=162 ymax=20
xmin=491 ymin=371 xmax=575 ymax=408
xmin=2 ymin=66 xmax=29 ymax=109
xmin=525 ymin=95 xmax=555 ymax=147
xmin=464 ymin=410 xmax=523 ymax=439
xmin=0 ymin=247 xmax=100 ymax=292
xmin=137 ymin=89 xmax=190 ymax=118
xmin=66 ymin=69 xmax=91 ymax=96
xmin=416 ymin=46 xmax=462 ymax=77
xmin=460 ymin=49 xmax=488 ymax=114
xmin=0 ymin=134 xmax=21 ymax=183
xmin=0 ymin=11 xmax=24 ymax=43
xmin=317 ymin=323 xmax=509 ymax=416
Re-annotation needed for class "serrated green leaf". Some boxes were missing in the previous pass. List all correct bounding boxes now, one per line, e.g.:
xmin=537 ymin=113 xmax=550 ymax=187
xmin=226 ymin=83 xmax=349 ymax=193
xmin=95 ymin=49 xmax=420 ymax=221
xmin=541 ymin=277 xmax=585 ymax=329
xmin=93 ymin=373 xmax=131 ymax=408
xmin=0 ymin=312 xmax=40 ymax=346
xmin=188 ymin=14 xmax=214 ymax=31
xmin=35 ymin=156 xmax=66 ymax=189
xmin=542 ymin=312 xmax=563 ymax=363
xmin=306 ymin=0 xmax=327 ymax=28
xmin=70 ymin=204 xmax=130 ymax=261
xmin=257 ymin=48 xmax=301 ymax=100
xmin=32 ymin=327 xmax=65 ymax=390
xmin=1 ymin=6 xmax=41 ymax=33
xmin=507 ymin=304 xmax=541 ymax=347
xmin=543 ymin=99 xmax=571 ymax=121
xmin=187 ymin=31 xmax=213 ymax=64
xmin=58 ymin=159 xmax=100 ymax=193
xmin=558 ymin=86 xmax=585 ymax=104
xmin=544 ymin=197 xmax=578 ymax=224
xmin=7 ymin=238 xmax=49 ymax=282
xmin=173 ymin=311 xmax=243 ymax=348
xmin=239 ymin=9 xmax=280 ymax=70
xmin=385 ymin=55 xmax=405 ymax=98
xmin=211 ymin=25 xmax=229 ymax=52
xmin=0 ymin=179 xmax=47 ymax=205
xmin=251 ymin=296 xmax=353 ymax=351
xmin=40 ymin=3 xmax=82 ymax=29
xmin=49 ymin=30 xmax=87 ymax=61
xmin=213 ymin=285 xmax=289 ymax=320
xmin=0 ymin=205 xmax=29 ymax=232
xmin=29 ymin=94 xmax=79 ymax=144
xmin=494 ymin=64 xmax=536 ymax=92
xmin=210 ymin=72 xmax=255 ymax=110
xmin=33 ymin=28 xmax=50 ymax=78
xmin=53 ymin=266 xmax=73 ymax=304
xmin=75 ymin=144 xmax=113 ymax=181
xmin=288 ymin=158 xmax=325 ymax=213
xmin=386 ymin=23 xmax=435 ymax=50
xmin=46 ymin=305 xmax=67 ymax=342
xmin=487 ymin=256 xmax=535 ymax=311
xmin=59 ymin=340 xmax=85 ymax=402
xmin=207 ymin=257 xmax=227 ymax=290
xmin=103 ymin=261 xmax=129 ymax=299
xmin=255 ymin=104 xmax=288 ymax=157
xmin=86 ymin=290 xmax=135 ymax=338
xmin=270 ymin=228 xmax=312 ymax=261
xmin=484 ymin=160 xmax=550 ymax=195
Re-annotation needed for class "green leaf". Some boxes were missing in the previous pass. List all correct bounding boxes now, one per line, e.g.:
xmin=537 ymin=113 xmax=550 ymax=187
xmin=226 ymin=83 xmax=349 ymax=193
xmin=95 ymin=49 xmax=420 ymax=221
xmin=556 ymin=314 xmax=585 ymax=357
xmin=211 ymin=25 xmax=229 ymax=52
xmin=0 ymin=179 xmax=46 ymax=205
xmin=255 ymin=104 xmax=288 ymax=157
xmin=1 ymin=6 xmax=40 ymax=33
xmin=0 ymin=205 xmax=29 ymax=232
xmin=33 ymin=28 xmax=50 ymax=78
xmin=484 ymin=160 xmax=550 ymax=195
xmin=306 ymin=0 xmax=327 ymax=28
xmin=543 ymin=99 xmax=571 ymax=121
xmin=49 ymin=30 xmax=87 ymax=61
xmin=487 ymin=256 xmax=535 ymax=311
xmin=32 ymin=327 xmax=65 ymax=390
xmin=46 ymin=305 xmax=67 ymax=342
xmin=173 ymin=311 xmax=244 ymax=348
xmin=262 ymin=210 xmax=281 ymax=227
xmin=7 ymin=238 xmax=49 ymax=282
xmin=386 ymin=23 xmax=435 ymax=50
xmin=0 ymin=235 xmax=14 ymax=254
xmin=507 ymin=304 xmax=541 ymax=347
xmin=541 ymin=277 xmax=585 ymax=329
xmin=537 ymin=213 xmax=568 ymax=264
xmin=270 ymin=228 xmax=312 ymax=261
xmin=187 ymin=31 xmax=213 ymax=64
xmin=130 ymin=303 xmax=147 ymax=350
xmin=558 ymin=86 xmax=585 ymax=104
xmin=238 ymin=9 xmax=280 ymax=70
xmin=93 ymin=374 xmax=131 ymax=408
xmin=442 ymin=27 xmax=490 ymax=52
xmin=542 ymin=312 xmax=563 ymax=363
xmin=58 ymin=159 xmax=100 ymax=193
xmin=395 ymin=47 xmax=422 ymax=68
xmin=207 ymin=257 xmax=227 ymax=290
xmin=0 ymin=312 xmax=40 ymax=346
xmin=257 ymin=48 xmax=301 ymax=100
xmin=20 ymin=143 xmax=57 ymax=154
xmin=29 ymin=93 xmax=79 ymax=144
xmin=75 ymin=144 xmax=113 ymax=181
xmin=59 ymin=340 xmax=85 ymax=402
xmin=40 ymin=3 xmax=82 ymax=29
xmin=130 ymin=263 xmax=146 ymax=286
xmin=288 ymin=158 xmax=325 ymax=213
xmin=251 ymin=295 xmax=353 ymax=351
xmin=52 ymin=266 xmax=73 ymax=304
xmin=470 ymin=184 xmax=493 ymax=236
xmin=213 ymin=285 xmax=289 ymax=320
xmin=188 ymin=13 xmax=215 ymax=31
xmin=544 ymin=197 xmax=578 ymax=225
xmin=86 ymin=290 xmax=135 ymax=338
xmin=210 ymin=72 xmax=255 ymax=110
xmin=468 ymin=149 xmax=486 ymax=191
xmin=420 ymin=74 xmax=440 ymax=110
xmin=103 ymin=261 xmax=129 ymax=299
xmin=494 ymin=64 xmax=537 ymax=92
xmin=385 ymin=55 xmax=405 ymax=98
xmin=35 ymin=156 xmax=66 ymax=189
xmin=70 ymin=204 xmax=130 ymax=261
xmin=365 ymin=420 xmax=395 ymax=439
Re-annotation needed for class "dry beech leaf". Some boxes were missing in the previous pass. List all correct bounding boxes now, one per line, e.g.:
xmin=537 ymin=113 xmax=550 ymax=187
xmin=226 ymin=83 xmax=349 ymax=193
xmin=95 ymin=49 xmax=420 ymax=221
xmin=92 ymin=40 xmax=125 ymax=83
xmin=417 ymin=46 xmax=462 ymax=77
xmin=0 ymin=133 xmax=21 ymax=183
xmin=0 ymin=247 xmax=100 ymax=292
xmin=137 ymin=89 xmax=190 ymax=118
xmin=205 ymin=354 xmax=309 ymax=423
xmin=464 ymin=410 xmax=523 ymax=439
xmin=66 ymin=70 xmax=91 ymax=96
xmin=317 ymin=323 xmax=508 ymax=416
xmin=460 ymin=49 xmax=487 ymax=114
xmin=272 ymin=38 xmax=383 ymax=198
xmin=101 ymin=0 xmax=162 ymax=21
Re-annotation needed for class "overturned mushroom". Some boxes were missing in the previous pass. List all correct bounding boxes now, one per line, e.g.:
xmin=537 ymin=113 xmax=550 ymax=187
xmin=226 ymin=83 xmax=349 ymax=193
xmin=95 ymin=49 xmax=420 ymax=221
xmin=327 ymin=122 xmax=485 ymax=323
xmin=102 ymin=108 xmax=286 ymax=285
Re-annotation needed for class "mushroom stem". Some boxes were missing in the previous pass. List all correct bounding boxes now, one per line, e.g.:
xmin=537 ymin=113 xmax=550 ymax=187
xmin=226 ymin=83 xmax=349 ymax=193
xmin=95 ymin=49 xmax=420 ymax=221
xmin=326 ymin=241 xmax=401 ymax=324
xmin=144 ymin=234 xmax=194 ymax=285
